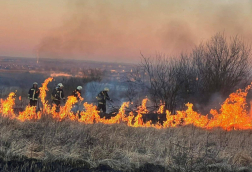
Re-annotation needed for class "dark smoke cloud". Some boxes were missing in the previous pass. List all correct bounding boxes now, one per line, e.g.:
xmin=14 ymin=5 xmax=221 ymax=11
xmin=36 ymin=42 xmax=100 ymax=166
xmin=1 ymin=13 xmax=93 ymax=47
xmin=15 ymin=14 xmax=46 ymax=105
xmin=37 ymin=0 xmax=252 ymax=63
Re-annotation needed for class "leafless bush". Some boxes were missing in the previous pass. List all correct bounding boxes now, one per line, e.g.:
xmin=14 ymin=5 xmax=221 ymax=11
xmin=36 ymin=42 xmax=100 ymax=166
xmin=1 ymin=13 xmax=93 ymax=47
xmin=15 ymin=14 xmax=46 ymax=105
xmin=192 ymin=33 xmax=251 ymax=103
xmin=129 ymin=53 xmax=196 ymax=113
xmin=127 ymin=33 xmax=251 ymax=113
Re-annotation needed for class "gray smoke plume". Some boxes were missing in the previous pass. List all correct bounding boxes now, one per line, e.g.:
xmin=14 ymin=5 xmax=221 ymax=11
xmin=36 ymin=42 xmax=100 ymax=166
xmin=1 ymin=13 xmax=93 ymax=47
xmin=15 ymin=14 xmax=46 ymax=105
xmin=37 ymin=0 xmax=252 ymax=63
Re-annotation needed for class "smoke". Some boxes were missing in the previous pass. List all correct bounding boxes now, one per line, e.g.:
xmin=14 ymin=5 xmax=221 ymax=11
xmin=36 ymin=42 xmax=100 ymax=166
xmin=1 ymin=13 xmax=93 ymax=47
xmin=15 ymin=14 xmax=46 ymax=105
xmin=83 ymin=81 xmax=125 ymax=113
xmin=37 ymin=0 xmax=252 ymax=63
xmin=194 ymin=92 xmax=226 ymax=116
xmin=84 ymin=79 xmax=147 ymax=112
xmin=84 ymin=81 xmax=130 ymax=106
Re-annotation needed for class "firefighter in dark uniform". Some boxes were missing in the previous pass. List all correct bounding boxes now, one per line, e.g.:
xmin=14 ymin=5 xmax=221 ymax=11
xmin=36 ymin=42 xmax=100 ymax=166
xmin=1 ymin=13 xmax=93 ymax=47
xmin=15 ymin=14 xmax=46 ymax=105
xmin=96 ymin=87 xmax=112 ymax=113
xmin=72 ymin=86 xmax=83 ymax=118
xmin=72 ymin=86 xmax=82 ymax=100
xmin=51 ymin=83 xmax=65 ymax=112
xmin=28 ymin=82 xmax=40 ymax=107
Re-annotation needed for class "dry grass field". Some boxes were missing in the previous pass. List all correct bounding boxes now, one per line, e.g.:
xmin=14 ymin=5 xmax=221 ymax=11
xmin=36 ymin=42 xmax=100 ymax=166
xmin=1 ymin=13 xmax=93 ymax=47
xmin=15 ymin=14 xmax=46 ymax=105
xmin=1 ymin=114 xmax=252 ymax=172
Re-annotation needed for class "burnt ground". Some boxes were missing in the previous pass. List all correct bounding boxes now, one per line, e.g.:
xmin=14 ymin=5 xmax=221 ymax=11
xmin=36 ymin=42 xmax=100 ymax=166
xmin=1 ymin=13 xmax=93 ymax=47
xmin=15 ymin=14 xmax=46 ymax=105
xmin=0 ymin=157 xmax=244 ymax=172
xmin=0 ymin=153 xmax=168 ymax=172
xmin=0 ymin=157 xmax=249 ymax=172
xmin=0 ymin=157 xmax=119 ymax=172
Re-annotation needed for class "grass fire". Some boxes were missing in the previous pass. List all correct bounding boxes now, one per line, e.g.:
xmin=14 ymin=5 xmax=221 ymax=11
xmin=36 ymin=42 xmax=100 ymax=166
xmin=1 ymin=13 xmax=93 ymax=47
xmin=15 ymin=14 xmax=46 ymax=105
xmin=2 ymin=0 xmax=252 ymax=170
xmin=1 ymin=78 xmax=252 ymax=171
xmin=1 ymin=33 xmax=252 ymax=171
xmin=1 ymin=77 xmax=252 ymax=131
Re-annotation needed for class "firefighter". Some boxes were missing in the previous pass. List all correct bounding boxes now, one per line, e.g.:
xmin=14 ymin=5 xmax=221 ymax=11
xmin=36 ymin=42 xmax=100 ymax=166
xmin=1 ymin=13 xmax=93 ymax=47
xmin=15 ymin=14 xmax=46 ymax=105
xmin=72 ymin=86 xmax=83 ymax=118
xmin=28 ymin=82 xmax=40 ymax=107
xmin=72 ymin=86 xmax=82 ymax=100
xmin=51 ymin=83 xmax=65 ymax=112
xmin=96 ymin=87 xmax=112 ymax=113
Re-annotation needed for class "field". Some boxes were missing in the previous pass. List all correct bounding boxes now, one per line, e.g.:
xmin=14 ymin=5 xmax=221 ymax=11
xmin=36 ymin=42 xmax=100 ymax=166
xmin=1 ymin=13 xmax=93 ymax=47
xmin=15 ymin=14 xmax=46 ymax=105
xmin=0 ymin=55 xmax=252 ymax=171
xmin=2 ymin=0 xmax=252 ymax=171
xmin=1 ymin=115 xmax=252 ymax=172
xmin=0 ymin=76 xmax=252 ymax=171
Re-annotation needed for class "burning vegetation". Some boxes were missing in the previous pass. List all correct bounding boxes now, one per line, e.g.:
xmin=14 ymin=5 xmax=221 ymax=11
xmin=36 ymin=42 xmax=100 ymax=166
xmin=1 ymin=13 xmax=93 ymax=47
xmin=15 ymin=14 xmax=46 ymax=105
xmin=1 ymin=76 xmax=252 ymax=131
xmin=0 ymin=33 xmax=252 ymax=171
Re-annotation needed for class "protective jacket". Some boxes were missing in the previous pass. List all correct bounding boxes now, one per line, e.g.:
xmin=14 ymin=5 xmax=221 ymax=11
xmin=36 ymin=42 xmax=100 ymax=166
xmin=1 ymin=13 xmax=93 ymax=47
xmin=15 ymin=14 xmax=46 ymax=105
xmin=51 ymin=87 xmax=65 ymax=101
xmin=72 ymin=89 xmax=81 ymax=101
xmin=28 ymin=87 xmax=40 ymax=100
xmin=96 ymin=91 xmax=111 ymax=105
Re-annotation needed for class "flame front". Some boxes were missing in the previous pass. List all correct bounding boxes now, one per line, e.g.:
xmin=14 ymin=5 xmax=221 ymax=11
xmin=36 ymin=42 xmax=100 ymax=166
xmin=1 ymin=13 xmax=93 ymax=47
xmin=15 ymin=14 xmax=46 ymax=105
xmin=0 ymin=92 xmax=16 ymax=119
xmin=17 ymin=106 xmax=41 ymax=122
xmin=39 ymin=77 xmax=53 ymax=114
xmin=1 ymin=78 xmax=252 ymax=131
xmin=52 ymin=96 xmax=78 ymax=121
xmin=207 ymin=85 xmax=252 ymax=130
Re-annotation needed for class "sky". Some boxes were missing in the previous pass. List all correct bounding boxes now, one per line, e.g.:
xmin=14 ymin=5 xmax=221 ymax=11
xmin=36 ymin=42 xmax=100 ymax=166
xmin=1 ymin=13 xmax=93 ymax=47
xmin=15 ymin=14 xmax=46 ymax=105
xmin=0 ymin=0 xmax=252 ymax=63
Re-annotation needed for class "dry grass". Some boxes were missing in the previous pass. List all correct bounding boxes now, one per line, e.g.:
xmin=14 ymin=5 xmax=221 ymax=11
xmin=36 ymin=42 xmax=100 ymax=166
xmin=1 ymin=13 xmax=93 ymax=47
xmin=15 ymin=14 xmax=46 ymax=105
xmin=1 ymin=115 xmax=252 ymax=171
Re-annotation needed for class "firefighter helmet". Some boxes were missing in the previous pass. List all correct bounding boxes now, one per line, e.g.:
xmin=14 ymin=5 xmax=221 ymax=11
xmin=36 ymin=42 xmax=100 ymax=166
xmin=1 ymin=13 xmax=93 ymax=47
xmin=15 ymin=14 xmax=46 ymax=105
xmin=33 ymin=82 xmax=38 ymax=85
xmin=104 ymin=87 xmax=109 ymax=92
xmin=57 ymin=83 xmax=64 ymax=87
xmin=77 ymin=86 xmax=82 ymax=90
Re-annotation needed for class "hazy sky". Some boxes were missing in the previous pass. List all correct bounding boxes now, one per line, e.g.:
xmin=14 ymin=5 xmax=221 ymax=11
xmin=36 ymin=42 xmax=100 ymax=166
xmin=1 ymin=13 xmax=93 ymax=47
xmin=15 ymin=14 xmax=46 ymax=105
xmin=0 ymin=0 xmax=252 ymax=63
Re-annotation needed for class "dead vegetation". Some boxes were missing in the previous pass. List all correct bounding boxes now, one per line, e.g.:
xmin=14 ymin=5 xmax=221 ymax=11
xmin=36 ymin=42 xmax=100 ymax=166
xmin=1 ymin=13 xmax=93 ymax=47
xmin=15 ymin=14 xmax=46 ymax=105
xmin=1 ymin=115 xmax=252 ymax=171
xmin=128 ymin=33 xmax=252 ymax=115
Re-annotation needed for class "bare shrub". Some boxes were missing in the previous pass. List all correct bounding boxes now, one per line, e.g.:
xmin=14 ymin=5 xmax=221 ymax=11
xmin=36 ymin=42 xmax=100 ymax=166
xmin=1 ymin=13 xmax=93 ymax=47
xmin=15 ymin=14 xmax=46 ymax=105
xmin=192 ymin=33 xmax=251 ymax=104
xmin=128 ymin=33 xmax=251 ymax=113
xmin=131 ymin=53 xmax=196 ymax=113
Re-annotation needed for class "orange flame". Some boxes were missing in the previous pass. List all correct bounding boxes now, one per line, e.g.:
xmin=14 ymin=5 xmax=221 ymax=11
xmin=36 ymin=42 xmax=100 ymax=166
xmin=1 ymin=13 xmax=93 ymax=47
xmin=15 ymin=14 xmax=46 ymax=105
xmin=0 ymin=92 xmax=16 ymax=119
xmin=17 ymin=106 xmax=41 ymax=122
xmin=79 ymin=102 xmax=101 ymax=124
xmin=157 ymin=101 xmax=165 ymax=114
xmin=207 ymin=85 xmax=252 ymax=131
xmin=52 ymin=96 xmax=78 ymax=121
xmin=39 ymin=77 xmax=53 ymax=114
xmin=137 ymin=98 xmax=149 ymax=114
xmin=1 ymin=78 xmax=252 ymax=131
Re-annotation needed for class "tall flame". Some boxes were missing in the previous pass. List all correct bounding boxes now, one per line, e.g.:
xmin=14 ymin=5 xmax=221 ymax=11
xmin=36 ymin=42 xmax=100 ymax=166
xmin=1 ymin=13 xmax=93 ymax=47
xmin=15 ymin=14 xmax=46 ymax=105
xmin=39 ymin=77 xmax=53 ymax=114
xmin=1 ymin=78 xmax=252 ymax=131
xmin=0 ymin=92 xmax=16 ymax=119
xmin=157 ymin=101 xmax=165 ymax=114
xmin=52 ymin=96 xmax=78 ymax=121
xmin=207 ymin=85 xmax=252 ymax=131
